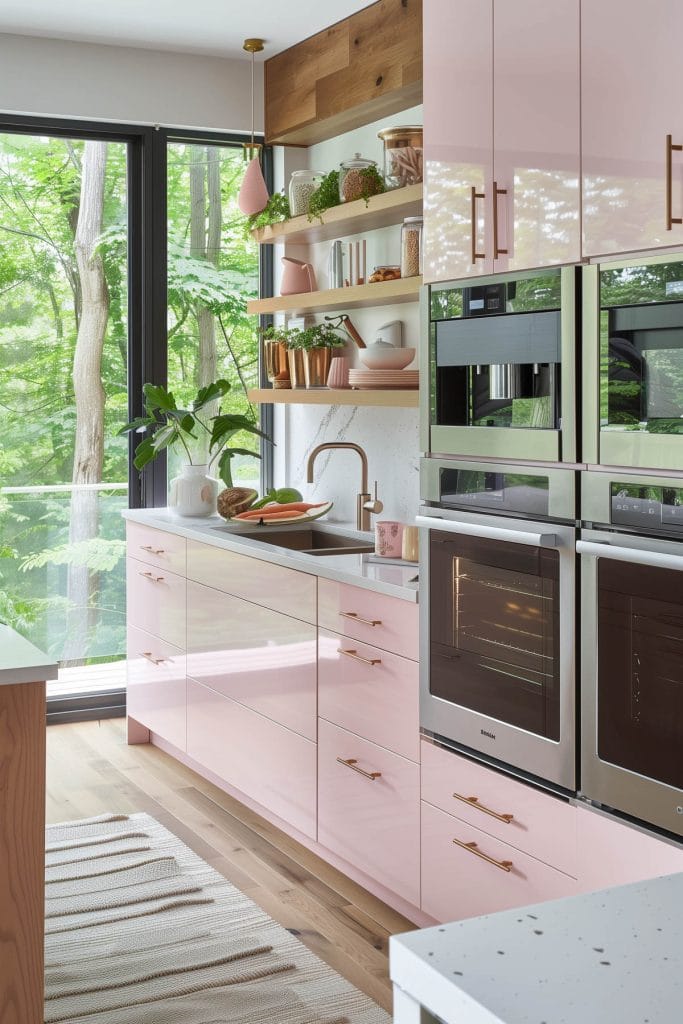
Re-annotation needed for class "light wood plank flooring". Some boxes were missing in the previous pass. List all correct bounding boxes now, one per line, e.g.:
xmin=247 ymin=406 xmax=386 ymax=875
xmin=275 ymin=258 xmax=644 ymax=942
xmin=46 ymin=718 xmax=416 ymax=1013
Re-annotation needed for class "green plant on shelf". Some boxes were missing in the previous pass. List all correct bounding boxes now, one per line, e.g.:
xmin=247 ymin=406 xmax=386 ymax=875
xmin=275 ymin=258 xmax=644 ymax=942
xmin=260 ymin=322 xmax=346 ymax=351
xmin=243 ymin=190 xmax=290 ymax=236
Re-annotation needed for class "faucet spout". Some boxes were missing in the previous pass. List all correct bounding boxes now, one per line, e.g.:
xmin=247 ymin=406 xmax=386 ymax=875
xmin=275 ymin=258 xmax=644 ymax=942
xmin=306 ymin=442 xmax=372 ymax=531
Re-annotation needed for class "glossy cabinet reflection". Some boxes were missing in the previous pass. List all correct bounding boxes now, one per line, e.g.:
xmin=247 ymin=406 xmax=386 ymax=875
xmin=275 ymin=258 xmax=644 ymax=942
xmin=582 ymin=0 xmax=683 ymax=257
xmin=424 ymin=0 xmax=580 ymax=282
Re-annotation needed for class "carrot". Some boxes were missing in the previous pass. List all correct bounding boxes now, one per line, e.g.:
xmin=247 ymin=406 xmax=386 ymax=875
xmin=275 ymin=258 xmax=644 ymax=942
xmin=235 ymin=501 xmax=326 ymax=520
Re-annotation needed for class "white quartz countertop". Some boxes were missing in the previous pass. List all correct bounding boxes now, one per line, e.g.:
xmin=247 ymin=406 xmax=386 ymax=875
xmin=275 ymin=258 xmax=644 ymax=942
xmin=390 ymin=871 xmax=683 ymax=1024
xmin=123 ymin=509 xmax=419 ymax=602
xmin=0 ymin=624 xmax=58 ymax=686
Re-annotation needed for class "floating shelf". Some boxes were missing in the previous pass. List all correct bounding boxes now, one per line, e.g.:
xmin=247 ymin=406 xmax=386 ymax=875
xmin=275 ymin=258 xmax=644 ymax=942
xmin=246 ymin=276 xmax=422 ymax=316
xmin=252 ymin=184 xmax=423 ymax=245
xmin=248 ymin=388 xmax=419 ymax=408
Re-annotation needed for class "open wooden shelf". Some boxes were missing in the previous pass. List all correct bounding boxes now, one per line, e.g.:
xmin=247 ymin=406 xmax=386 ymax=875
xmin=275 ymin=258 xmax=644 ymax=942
xmin=252 ymin=184 xmax=423 ymax=245
xmin=248 ymin=388 xmax=419 ymax=408
xmin=246 ymin=276 xmax=422 ymax=316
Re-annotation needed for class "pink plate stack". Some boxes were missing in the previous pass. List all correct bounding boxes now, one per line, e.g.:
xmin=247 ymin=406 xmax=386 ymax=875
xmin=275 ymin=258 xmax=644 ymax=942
xmin=348 ymin=369 xmax=419 ymax=390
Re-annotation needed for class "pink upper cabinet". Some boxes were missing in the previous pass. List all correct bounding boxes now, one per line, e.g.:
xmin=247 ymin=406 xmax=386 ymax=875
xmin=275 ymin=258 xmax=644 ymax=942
xmin=582 ymin=0 xmax=683 ymax=257
xmin=493 ymin=0 xmax=581 ymax=272
xmin=423 ymin=0 xmax=493 ymax=282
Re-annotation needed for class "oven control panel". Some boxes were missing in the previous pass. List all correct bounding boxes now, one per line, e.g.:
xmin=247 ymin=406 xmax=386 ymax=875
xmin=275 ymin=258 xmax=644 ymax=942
xmin=611 ymin=483 xmax=683 ymax=535
xmin=441 ymin=468 xmax=550 ymax=516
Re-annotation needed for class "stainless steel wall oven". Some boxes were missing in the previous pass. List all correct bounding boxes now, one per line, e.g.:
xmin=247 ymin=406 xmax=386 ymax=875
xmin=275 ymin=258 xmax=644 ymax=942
xmin=421 ymin=266 xmax=578 ymax=463
xmin=418 ymin=460 xmax=577 ymax=791
xmin=579 ymin=470 xmax=683 ymax=837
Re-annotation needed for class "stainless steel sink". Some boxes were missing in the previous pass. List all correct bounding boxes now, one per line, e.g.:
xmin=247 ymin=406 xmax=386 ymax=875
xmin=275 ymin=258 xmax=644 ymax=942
xmin=212 ymin=524 xmax=374 ymax=556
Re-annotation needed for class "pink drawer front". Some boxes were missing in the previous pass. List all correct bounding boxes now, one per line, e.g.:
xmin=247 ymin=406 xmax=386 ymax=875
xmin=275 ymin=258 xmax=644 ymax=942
xmin=421 ymin=739 xmax=577 ymax=877
xmin=318 ymin=719 xmax=420 ymax=906
xmin=186 ymin=540 xmax=316 ymax=625
xmin=127 ymin=557 xmax=186 ymax=649
xmin=186 ymin=678 xmax=316 ymax=840
xmin=318 ymin=578 xmax=419 ymax=662
xmin=186 ymin=580 xmax=316 ymax=741
xmin=421 ymin=801 xmax=577 ymax=923
xmin=126 ymin=521 xmax=186 ymax=576
xmin=576 ymin=806 xmax=683 ymax=894
xmin=127 ymin=625 xmax=186 ymax=750
xmin=318 ymin=628 xmax=419 ymax=762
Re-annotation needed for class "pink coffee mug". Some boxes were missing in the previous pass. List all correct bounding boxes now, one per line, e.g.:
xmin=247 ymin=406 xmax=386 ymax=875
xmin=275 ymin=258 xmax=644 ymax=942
xmin=375 ymin=520 xmax=404 ymax=557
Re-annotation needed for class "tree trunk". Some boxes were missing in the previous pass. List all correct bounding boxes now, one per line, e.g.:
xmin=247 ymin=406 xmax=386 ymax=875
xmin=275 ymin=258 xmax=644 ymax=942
xmin=189 ymin=145 xmax=221 ymax=462
xmin=63 ymin=141 xmax=109 ymax=664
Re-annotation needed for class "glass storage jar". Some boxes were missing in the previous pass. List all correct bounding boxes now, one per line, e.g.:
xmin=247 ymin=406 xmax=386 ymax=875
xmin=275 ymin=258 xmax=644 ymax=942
xmin=288 ymin=169 xmax=323 ymax=217
xmin=400 ymin=216 xmax=423 ymax=278
xmin=338 ymin=153 xmax=382 ymax=203
xmin=377 ymin=126 xmax=423 ymax=189
xmin=369 ymin=265 xmax=401 ymax=283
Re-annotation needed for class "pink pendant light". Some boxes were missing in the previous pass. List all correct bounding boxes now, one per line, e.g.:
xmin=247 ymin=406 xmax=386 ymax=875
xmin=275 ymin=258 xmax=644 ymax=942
xmin=237 ymin=37 xmax=269 ymax=216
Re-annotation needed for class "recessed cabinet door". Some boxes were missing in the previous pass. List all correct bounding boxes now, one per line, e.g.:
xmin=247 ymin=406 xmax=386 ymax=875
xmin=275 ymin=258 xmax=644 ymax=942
xmin=423 ymin=0 xmax=493 ymax=282
xmin=582 ymin=0 xmax=683 ymax=257
xmin=493 ymin=0 xmax=580 ymax=271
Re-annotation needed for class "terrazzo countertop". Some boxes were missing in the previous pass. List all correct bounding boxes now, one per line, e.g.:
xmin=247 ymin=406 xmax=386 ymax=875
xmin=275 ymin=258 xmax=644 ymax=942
xmin=390 ymin=872 xmax=683 ymax=1024
xmin=123 ymin=508 xmax=419 ymax=602
xmin=0 ymin=623 xmax=58 ymax=686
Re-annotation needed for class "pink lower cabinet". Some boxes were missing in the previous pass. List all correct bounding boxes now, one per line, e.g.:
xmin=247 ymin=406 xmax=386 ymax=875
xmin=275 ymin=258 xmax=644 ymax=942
xmin=318 ymin=719 xmax=420 ymax=906
xmin=186 ymin=581 xmax=316 ymax=741
xmin=317 ymin=579 xmax=419 ymax=662
xmin=421 ymin=740 xmax=577 ymax=877
xmin=318 ymin=629 xmax=419 ymax=762
xmin=126 ymin=521 xmax=186 ymax=576
xmin=127 ymin=625 xmax=186 ymax=750
xmin=421 ymin=801 xmax=577 ymax=923
xmin=576 ymin=806 xmax=683 ymax=893
xmin=126 ymin=556 xmax=186 ymax=648
xmin=186 ymin=677 xmax=316 ymax=840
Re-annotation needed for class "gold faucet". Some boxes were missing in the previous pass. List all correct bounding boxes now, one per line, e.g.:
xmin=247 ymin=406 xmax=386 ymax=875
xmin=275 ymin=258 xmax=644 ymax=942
xmin=306 ymin=442 xmax=374 ymax=532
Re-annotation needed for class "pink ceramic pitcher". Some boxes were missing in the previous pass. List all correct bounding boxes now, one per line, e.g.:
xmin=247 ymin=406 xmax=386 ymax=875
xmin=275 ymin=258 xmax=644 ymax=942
xmin=280 ymin=257 xmax=318 ymax=295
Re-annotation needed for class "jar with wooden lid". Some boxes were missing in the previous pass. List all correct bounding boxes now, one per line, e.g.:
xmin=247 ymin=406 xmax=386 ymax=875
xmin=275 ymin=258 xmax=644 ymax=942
xmin=400 ymin=216 xmax=423 ymax=278
xmin=378 ymin=126 xmax=423 ymax=189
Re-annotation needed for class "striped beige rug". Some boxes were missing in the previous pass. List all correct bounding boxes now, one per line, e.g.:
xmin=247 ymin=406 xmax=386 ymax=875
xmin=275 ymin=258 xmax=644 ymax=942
xmin=44 ymin=812 xmax=390 ymax=1024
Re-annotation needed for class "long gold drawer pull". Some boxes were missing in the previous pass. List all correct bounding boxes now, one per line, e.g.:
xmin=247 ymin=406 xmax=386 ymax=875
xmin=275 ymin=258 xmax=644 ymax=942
xmin=140 ymin=651 xmax=168 ymax=666
xmin=337 ymin=757 xmax=382 ymax=781
xmin=338 ymin=648 xmax=381 ymax=667
xmin=453 ymin=791 xmax=514 ymax=824
xmin=452 ymin=836 xmax=513 ymax=873
xmin=666 ymin=133 xmax=683 ymax=229
xmin=140 ymin=544 xmax=166 ymax=555
xmin=138 ymin=570 xmax=165 ymax=583
xmin=339 ymin=611 xmax=382 ymax=627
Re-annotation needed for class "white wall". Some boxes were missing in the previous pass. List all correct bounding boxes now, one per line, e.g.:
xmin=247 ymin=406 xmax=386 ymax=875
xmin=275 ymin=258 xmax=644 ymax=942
xmin=0 ymin=33 xmax=262 ymax=132
xmin=272 ymin=105 xmax=424 ymax=528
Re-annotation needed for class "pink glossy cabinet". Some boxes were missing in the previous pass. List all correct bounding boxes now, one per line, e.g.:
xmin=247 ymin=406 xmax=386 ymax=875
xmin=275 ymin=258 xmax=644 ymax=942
xmin=423 ymin=0 xmax=580 ymax=280
xmin=582 ymin=0 xmax=683 ymax=256
xmin=423 ymin=0 xmax=493 ymax=282
xmin=493 ymin=0 xmax=580 ymax=272
xmin=127 ymin=625 xmax=186 ymax=750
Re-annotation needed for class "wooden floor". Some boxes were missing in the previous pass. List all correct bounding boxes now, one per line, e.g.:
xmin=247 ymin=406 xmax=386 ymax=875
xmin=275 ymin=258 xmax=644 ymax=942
xmin=46 ymin=718 xmax=416 ymax=1014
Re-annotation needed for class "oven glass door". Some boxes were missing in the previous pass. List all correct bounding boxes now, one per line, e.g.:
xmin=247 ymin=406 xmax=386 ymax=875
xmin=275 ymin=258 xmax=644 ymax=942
xmin=596 ymin=558 xmax=683 ymax=789
xmin=429 ymin=529 xmax=560 ymax=739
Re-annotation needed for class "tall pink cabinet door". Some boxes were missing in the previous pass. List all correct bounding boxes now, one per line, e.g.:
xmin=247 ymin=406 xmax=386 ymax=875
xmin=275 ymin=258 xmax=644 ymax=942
xmin=582 ymin=0 xmax=683 ymax=257
xmin=493 ymin=0 xmax=581 ymax=272
xmin=423 ymin=0 xmax=493 ymax=282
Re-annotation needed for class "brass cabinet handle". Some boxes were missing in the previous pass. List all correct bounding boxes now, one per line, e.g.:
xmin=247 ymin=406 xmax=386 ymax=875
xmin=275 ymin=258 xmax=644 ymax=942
xmin=138 ymin=570 xmax=165 ymax=583
xmin=492 ymin=180 xmax=508 ymax=258
xmin=452 ymin=791 xmax=514 ymax=824
xmin=338 ymin=648 xmax=381 ymax=667
xmin=666 ymin=134 xmax=683 ymax=229
xmin=470 ymin=185 xmax=486 ymax=264
xmin=452 ymin=836 xmax=513 ymax=872
xmin=336 ymin=757 xmax=382 ymax=781
xmin=339 ymin=611 xmax=382 ymax=627
xmin=140 ymin=544 xmax=166 ymax=555
xmin=140 ymin=651 xmax=168 ymax=666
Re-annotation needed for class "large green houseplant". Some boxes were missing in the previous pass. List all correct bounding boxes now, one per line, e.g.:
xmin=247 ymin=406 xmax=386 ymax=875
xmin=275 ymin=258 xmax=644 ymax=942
xmin=120 ymin=379 xmax=269 ymax=516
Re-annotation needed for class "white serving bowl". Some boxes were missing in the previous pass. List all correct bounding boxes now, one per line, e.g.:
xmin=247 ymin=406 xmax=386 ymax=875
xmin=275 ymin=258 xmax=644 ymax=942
xmin=359 ymin=346 xmax=416 ymax=370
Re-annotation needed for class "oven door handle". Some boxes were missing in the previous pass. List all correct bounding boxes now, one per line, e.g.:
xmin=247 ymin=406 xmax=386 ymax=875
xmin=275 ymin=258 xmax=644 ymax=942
xmin=577 ymin=539 xmax=683 ymax=571
xmin=416 ymin=515 xmax=558 ymax=549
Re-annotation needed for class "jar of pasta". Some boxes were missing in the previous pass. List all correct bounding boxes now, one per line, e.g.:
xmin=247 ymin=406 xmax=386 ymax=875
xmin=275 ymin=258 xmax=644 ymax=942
xmin=378 ymin=126 xmax=423 ymax=189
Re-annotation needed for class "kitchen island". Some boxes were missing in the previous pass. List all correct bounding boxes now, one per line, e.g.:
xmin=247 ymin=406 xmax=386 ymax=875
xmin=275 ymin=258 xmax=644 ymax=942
xmin=390 ymin=870 xmax=683 ymax=1023
xmin=0 ymin=625 xmax=57 ymax=1024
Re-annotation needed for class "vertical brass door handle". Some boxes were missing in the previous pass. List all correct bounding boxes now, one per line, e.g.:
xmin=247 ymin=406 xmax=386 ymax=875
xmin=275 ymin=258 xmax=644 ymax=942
xmin=470 ymin=185 xmax=486 ymax=264
xmin=492 ymin=180 xmax=508 ymax=258
xmin=666 ymin=134 xmax=683 ymax=229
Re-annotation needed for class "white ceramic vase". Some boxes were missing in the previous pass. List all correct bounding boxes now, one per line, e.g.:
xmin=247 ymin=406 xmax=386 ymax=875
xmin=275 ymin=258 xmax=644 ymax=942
xmin=168 ymin=464 xmax=219 ymax=517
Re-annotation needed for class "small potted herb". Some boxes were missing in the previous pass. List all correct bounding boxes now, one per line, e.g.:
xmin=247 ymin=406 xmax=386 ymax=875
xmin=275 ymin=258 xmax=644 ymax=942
xmin=286 ymin=323 xmax=347 ymax=388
